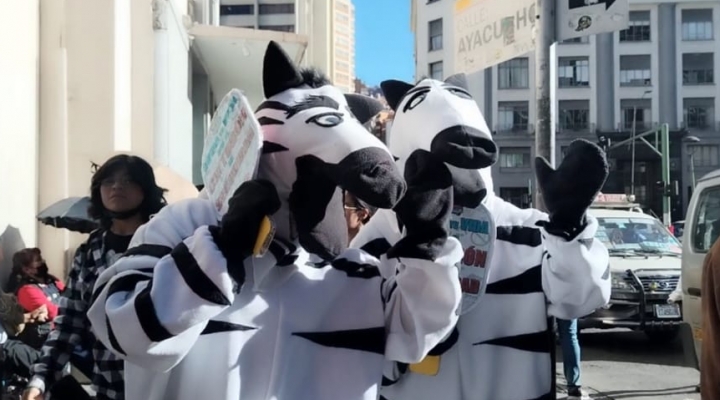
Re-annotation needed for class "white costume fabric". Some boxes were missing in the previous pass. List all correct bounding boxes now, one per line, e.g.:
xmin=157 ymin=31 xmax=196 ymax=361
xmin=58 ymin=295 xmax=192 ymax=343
xmin=351 ymin=77 xmax=612 ymax=400
xmin=86 ymin=43 xmax=462 ymax=400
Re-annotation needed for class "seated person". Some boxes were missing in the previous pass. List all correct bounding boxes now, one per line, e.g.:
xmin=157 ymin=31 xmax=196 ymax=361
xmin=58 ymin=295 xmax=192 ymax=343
xmin=9 ymin=248 xmax=65 ymax=349
xmin=0 ymin=293 xmax=47 ymax=378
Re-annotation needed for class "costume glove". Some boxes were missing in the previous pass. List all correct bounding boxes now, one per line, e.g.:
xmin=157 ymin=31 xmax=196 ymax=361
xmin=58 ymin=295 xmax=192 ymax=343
xmin=535 ymin=139 xmax=609 ymax=240
xmin=387 ymin=149 xmax=453 ymax=261
xmin=209 ymin=179 xmax=281 ymax=282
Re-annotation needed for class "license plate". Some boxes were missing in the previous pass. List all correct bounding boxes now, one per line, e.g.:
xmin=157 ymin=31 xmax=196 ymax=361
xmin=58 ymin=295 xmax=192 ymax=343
xmin=654 ymin=303 xmax=681 ymax=318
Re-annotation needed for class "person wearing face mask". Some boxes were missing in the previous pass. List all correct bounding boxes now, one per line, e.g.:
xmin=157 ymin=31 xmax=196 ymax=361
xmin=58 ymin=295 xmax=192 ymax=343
xmin=23 ymin=154 xmax=167 ymax=400
xmin=9 ymin=248 xmax=65 ymax=349
xmin=344 ymin=191 xmax=378 ymax=243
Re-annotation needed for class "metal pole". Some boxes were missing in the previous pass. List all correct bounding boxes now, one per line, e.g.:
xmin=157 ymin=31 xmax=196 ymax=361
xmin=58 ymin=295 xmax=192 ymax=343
xmin=534 ymin=0 xmax=556 ymax=212
xmin=690 ymin=152 xmax=696 ymax=190
xmin=631 ymin=106 xmax=637 ymax=195
xmin=661 ymin=123 xmax=671 ymax=226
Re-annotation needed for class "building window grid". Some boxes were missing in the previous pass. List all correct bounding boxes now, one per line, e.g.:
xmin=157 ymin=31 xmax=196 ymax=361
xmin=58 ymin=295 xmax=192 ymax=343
xmin=220 ymin=5 xmax=254 ymax=15
xmin=621 ymin=106 xmax=651 ymax=130
xmin=497 ymin=58 xmax=529 ymax=89
xmin=499 ymin=148 xmax=532 ymax=169
xmin=259 ymin=25 xmax=294 ymax=33
xmin=258 ymin=3 xmax=295 ymax=14
xmin=428 ymin=19 xmax=443 ymax=51
xmin=619 ymin=11 xmax=651 ymax=42
xmin=681 ymin=9 xmax=714 ymax=41
xmin=558 ymin=57 xmax=590 ymax=88
xmin=559 ymin=108 xmax=590 ymax=130
xmin=497 ymin=102 xmax=529 ymax=132
xmin=683 ymin=54 xmax=715 ymax=85
xmin=689 ymin=145 xmax=720 ymax=168
xmin=429 ymin=61 xmax=443 ymax=80
xmin=619 ymin=55 xmax=652 ymax=87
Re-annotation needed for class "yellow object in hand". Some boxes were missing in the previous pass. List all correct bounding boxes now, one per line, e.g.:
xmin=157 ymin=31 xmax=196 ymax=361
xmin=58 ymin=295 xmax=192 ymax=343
xmin=253 ymin=216 xmax=275 ymax=257
xmin=409 ymin=355 xmax=441 ymax=376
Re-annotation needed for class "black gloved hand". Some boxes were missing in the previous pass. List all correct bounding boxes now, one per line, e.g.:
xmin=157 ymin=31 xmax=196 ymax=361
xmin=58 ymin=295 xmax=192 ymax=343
xmin=209 ymin=180 xmax=281 ymax=278
xmin=387 ymin=149 xmax=453 ymax=261
xmin=535 ymin=139 xmax=609 ymax=240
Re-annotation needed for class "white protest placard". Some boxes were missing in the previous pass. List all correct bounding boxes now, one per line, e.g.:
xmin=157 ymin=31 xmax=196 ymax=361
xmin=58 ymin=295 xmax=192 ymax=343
xmin=201 ymin=89 xmax=263 ymax=215
xmin=454 ymin=0 xmax=536 ymax=74
xmin=448 ymin=203 xmax=496 ymax=314
xmin=558 ymin=0 xmax=629 ymax=41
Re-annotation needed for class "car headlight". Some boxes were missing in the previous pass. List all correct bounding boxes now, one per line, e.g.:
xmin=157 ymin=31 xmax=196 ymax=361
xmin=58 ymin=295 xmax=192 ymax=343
xmin=611 ymin=272 xmax=636 ymax=291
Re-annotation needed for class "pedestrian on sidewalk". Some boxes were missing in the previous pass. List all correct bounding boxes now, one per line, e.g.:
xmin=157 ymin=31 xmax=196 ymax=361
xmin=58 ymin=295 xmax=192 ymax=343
xmin=558 ymin=318 xmax=589 ymax=400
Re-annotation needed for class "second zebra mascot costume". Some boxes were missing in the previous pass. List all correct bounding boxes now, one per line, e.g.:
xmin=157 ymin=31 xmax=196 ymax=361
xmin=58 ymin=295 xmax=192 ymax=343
xmin=86 ymin=42 xmax=463 ymax=400
xmin=351 ymin=74 xmax=612 ymax=400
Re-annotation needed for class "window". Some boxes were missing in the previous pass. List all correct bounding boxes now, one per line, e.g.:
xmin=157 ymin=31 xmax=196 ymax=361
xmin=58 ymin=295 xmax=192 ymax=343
xmin=428 ymin=19 xmax=443 ymax=51
xmin=497 ymin=58 xmax=529 ymax=89
xmin=619 ymin=55 xmax=651 ymax=86
xmin=335 ymin=60 xmax=350 ymax=73
xmin=259 ymin=25 xmax=295 ymax=33
xmin=499 ymin=187 xmax=531 ymax=208
xmin=689 ymin=145 xmax=720 ymax=168
xmin=619 ymin=11 xmax=651 ymax=42
xmin=429 ymin=61 xmax=443 ymax=80
xmin=559 ymin=100 xmax=590 ymax=130
xmin=558 ymin=57 xmax=590 ymax=87
xmin=684 ymin=98 xmax=715 ymax=129
xmin=497 ymin=101 xmax=529 ymax=132
xmin=691 ymin=187 xmax=720 ymax=252
xmin=682 ymin=9 xmax=713 ymax=41
xmin=220 ymin=5 xmax=254 ymax=15
xmin=561 ymin=36 xmax=589 ymax=44
xmin=683 ymin=53 xmax=715 ymax=85
xmin=620 ymin=99 xmax=651 ymax=131
xmin=259 ymin=4 xmax=294 ymax=14
xmin=499 ymin=147 xmax=532 ymax=168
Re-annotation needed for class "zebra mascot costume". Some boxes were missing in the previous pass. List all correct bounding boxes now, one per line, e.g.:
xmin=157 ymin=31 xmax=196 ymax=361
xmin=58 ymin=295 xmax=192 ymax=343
xmin=351 ymin=74 xmax=612 ymax=400
xmin=86 ymin=42 xmax=463 ymax=400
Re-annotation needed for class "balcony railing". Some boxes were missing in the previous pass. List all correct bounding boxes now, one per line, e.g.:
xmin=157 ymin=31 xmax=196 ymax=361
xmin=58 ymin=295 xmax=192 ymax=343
xmin=617 ymin=121 xmax=658 ymax=132
xmin=557 ymin=122 xmax=596 ymax=134
xmin=494 ymin=123 xmax=535 ymax=135
xmin=680 ymin=120 xmax=720 ymax=132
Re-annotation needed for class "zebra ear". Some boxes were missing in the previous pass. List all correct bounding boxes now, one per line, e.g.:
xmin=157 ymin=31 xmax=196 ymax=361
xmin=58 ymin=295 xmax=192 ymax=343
xmin=444 ymin=73 xmax=469 ymax=90
xmin=263 ymin=41 xmax=304 ymax=99
xmin=344 ymin=94 xmax=384 ymax=124
xmin=380 ymin=80 xmax=414 ymax=111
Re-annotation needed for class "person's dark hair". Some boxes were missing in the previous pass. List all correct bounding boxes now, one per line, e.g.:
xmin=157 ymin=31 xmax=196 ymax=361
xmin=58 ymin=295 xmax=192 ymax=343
xmin=345 ymin=192 xmax=378 ymax=224
xmin=8 ymin=248 xmax=58 ymax=293
xmin=88 ymin=154 xmax=168 ymax=228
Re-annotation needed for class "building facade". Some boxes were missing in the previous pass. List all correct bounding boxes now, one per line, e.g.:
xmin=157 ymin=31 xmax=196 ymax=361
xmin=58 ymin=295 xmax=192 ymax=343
xmin=219 ymin=0 xmax=356 ymax=92
xmin=411 ymin=0 xmax=720 ymax=220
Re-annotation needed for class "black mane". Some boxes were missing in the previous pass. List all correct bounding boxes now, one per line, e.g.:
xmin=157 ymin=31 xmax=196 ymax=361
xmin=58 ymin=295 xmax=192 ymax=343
xmin=300 ymin=68 xmax=332 ymax=88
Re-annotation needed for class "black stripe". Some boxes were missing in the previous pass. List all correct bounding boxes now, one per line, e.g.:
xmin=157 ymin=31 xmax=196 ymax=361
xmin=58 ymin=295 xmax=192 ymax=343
xmin=428 ymin=326 xmax=459 ymax=356
xmin=525 ymin=389 xmax=555 ymax=400
xmin=256 ymin=100 xmax=291 ymax=113
xmin=262 ymin=141 xmax=290 ymax=154
xmin=200 ymin=320 xmax=256 ymax=335
xmin=124 ymin=244 xmax=173 ymax=259
xmin=106 ymin=316 xmax=126 ymax=355
xmin=268 ymin=240 xmax=290 ymax=261
xmin=485 ymin=265 xmax=543 ymax=295
xmin=293 ymin=326 xmax=386 ymax=354
xmin=258 ymin=116 xmax=284 ymax=126
xmin=360 ymin=238 xmax=392 ymax=258
xmin=91 ymin=272 xmax=152 ymax=305
xmin=382 ymin=280 xmax=398 ymax=303
xmin=496 ymin=226 xmax=542 ymax=247
xmin=331 ymin=258 xmax=381 ymax=279
xmin=171 ymin=243 xmax=231 ymax=306
xmin=473 ymin=329 xmax=552 ymax=354
xmin=134 ymin=282 xmax=174 ymax=342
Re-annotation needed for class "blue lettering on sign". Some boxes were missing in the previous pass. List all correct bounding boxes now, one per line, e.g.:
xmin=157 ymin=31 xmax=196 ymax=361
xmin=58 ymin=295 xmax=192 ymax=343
xmin=460 ymin=218 xmax=488 ymax=234
xmin=450 ymin=220 xmax=460 ymax=230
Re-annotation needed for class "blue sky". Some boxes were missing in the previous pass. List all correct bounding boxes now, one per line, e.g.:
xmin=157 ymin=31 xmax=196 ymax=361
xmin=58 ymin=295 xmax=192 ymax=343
xmin=354 ymin=0 xmax=414 ymax=86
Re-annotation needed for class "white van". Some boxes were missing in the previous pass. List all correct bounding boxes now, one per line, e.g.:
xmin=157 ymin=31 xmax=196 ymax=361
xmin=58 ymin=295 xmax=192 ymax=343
xmin=682 ymin=169 xmax=720 ymax=368
xmin=580 ymin=195 xmax=684 ymax=342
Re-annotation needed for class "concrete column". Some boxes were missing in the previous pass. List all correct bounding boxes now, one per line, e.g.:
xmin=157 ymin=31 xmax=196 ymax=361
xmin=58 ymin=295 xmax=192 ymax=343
xmin=0 ymin=0 xmax=40 ymax=246
xmin=130 ymin=0 xmax=155 ymax=161
xmin=484 ymin=68 xmax=493 ymax=127
xmin=192 ymin=74 xmax=211 ymax=185
xmin=658 ymin=3 xmax=677 ymax=129
xmin=38 ymin=0 xmax=70 ymax=277
xmin=595 ymin=32 xmax=614 ymax=132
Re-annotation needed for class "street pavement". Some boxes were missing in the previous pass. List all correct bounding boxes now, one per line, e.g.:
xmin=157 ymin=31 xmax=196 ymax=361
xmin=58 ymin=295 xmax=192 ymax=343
xmin=555 ymin=329 xmax=701 ymax=400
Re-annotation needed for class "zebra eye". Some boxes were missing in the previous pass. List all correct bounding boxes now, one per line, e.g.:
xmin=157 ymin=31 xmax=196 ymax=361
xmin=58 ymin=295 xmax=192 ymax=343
xmin=403 ymin=91 xmax=428 ymax=112
xmin=448 ymin=88 xmax=472 ymax=99
xmin=307 ymin=112 xmax=344 ymax=127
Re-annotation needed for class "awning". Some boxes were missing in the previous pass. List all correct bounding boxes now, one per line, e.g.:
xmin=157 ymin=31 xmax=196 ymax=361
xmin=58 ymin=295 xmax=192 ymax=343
xmin=189 ymin=24 xmax=308 ymax=108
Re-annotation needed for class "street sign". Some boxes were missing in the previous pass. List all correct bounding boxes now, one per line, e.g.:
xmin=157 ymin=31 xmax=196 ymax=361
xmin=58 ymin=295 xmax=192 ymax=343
xmin=557 ymin=0 xmax=629 ymax=41
xmin=454 ymin=0 xmax=536 ymax=74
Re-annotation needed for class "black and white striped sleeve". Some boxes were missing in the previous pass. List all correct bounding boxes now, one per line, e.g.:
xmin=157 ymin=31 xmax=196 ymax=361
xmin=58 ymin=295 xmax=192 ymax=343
xmin=87 ymin=199 xmax=237 ymax=372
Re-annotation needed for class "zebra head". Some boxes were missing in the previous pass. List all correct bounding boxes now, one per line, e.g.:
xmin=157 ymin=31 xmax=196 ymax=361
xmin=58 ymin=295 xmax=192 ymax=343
xmin=255 ymin=41 xmax=406 ymax=260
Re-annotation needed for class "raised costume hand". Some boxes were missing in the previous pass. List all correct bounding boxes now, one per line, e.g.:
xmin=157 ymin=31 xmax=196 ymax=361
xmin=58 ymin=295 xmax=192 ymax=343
xmin=388 ymin=149 xmax=453 ymax=261
xmin=534 ymin=139 xmax=609 ymax=240
xmin=209 ymin=180 xmax=281 ymax=281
